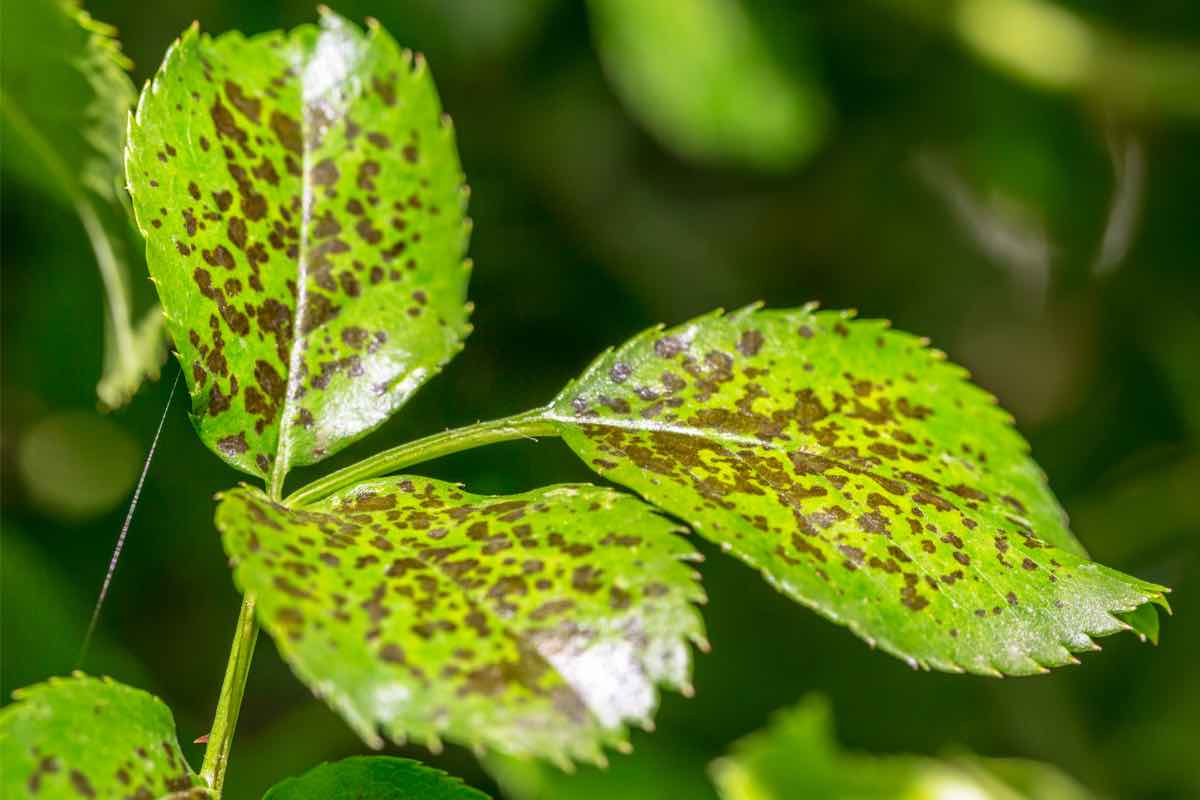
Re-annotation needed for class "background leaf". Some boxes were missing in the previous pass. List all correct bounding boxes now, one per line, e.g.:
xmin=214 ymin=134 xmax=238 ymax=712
xmin=710 ymin=695 xmax=1093 ymax=800
xmin=1 ymin=0 xmax=165 ymax=408
xmin=0 ymin=673 xmax=208 ymax=798
xmin=548 ymin=305 xmax=1167 ymax=675
xmin=127 ymin=10 xmax=472 ymax=486
xmin=485 ymin=735 xmax=720 ymax=800
xmin=587 ymin=0 xmax=830 ymax=171
xmin=217 ymin=478 xmax=704 ymax=764
xmin=264 ymin=755 xmax=489 ymax=799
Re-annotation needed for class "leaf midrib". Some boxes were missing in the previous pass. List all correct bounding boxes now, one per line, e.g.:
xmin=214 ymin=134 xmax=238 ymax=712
xmin=550 ymin=410 xmax=1157 ymax=672
xmin=270 ymin=40 xmax=321 ymax=500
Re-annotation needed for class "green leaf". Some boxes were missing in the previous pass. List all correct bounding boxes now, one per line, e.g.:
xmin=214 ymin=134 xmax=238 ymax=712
xmin=710 ymin=695 xmax=1093 ymax=800
xmin=485 ymin=735 xmax=720 ymax=800
xmin=1116 ymin=603 xmax=1160 ymax=646
xmin=216 ymin=478 xmax=704 ymax=764
xmin=1 ymin=0 xmax=165 ymax=408
xmin=547 ymin=305 xmax=1168 ymax=675
xmin=263 ymin=756 xmax=489 ymax=799
xmin=127 ymin=10 xmax=472 ymax=486
xmin=0 ymin=673 xmax=209 ymax=798
xmin=1 ymin=0 xmax=130 ymax=206
xmin=587 ymin=0 xmax=829 ymax=171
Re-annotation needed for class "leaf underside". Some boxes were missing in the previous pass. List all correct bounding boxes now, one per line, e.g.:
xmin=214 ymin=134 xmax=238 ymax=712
xmin=0 ymin=673 xmax=208 ymax=799
xmin=127 ymin=9 xmax=472 ymax=482
xmin=264 ymin=755 xmax=490 ymax=799
xmin=2 ymin=0 xmax=165 ymax=408
xmin=217 ymin=478 xmax=704 ymax=764
xmin=549 ymin=305 xmax=1167 ymax=676
xmin=710 ymin=696 xmax=1093 ymax=800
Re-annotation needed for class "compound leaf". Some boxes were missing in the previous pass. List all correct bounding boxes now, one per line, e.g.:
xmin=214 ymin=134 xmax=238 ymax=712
xmin=263 ymin=756 xmax=489 ymax=799
xmin=1 ymin=0 xmax=165 ymax=408
xmin=128 ymin=10 xmax=471 ymax=484
xmin=710 ymin=695 xmax=1093 ymax=800
xmin=0 ymin=673 xmax=209 ymax=799
xmin=216 ymin=478 xmax=704 ymax=764
xmin=547 ymin=305 xmax=1168 ymax=675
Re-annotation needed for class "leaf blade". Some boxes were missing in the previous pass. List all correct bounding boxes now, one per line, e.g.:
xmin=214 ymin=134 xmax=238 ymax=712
xmin=0 ymin=673 xmax=208 ymax=798
xmin=127 ymin=11 xmax=471 ymax=482
xmin=549 ymin=305 xmax=1168 ymax=675
xmin=263 ymin=756 xmax=490 ymax=800
xmin=216 ymin=478 xmax=704 ymax=763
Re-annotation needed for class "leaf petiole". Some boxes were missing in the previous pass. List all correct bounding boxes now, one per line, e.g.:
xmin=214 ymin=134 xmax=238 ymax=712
xmin=285 ymin=409 xmax=559 ymax=507
xmin=200 ymin=592 xmax=260 ymax=795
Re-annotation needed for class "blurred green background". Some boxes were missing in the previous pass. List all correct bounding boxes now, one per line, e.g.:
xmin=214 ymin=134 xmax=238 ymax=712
xmin=2 ymin=0 xmax=1197 ymax=797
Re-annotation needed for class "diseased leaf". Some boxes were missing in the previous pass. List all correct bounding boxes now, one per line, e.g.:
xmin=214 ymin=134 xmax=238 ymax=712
xmin=0 ymin=673 xmax=209 ymax=798
xmin=216 ymin=478 xmax=704 ymax=763
xmin=263 ymin=755 xmax=489 ymax=799
xmin=710 ymin=695 xmax=1093 ymax=800
xmin=127 ymin=10 xmax=472 ymax=485
xmin=588 ymin=0 xmax=829 ymax=171
xmin=547 ymin=305 xmax=1168 ymax=675
xmin=1 ymin=0 xmax=165 ymax=408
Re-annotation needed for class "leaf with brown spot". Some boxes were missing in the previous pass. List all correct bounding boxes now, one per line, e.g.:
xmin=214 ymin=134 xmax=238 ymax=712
xmin=216 ymin=478 xmax=705 ymax=764
xmin=127 ymin=10 xmax=471 ymax=488
xmin=0 ymin=674 xmax=209 ymax=798
xmin=547 ymin=305 xmax=1169 ymax=676
xmin=2 ymin=0 xmax=166 ymax=408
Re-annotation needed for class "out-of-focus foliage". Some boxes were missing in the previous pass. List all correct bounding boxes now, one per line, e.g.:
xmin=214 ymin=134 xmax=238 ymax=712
xmin=890 ymin=0 xmax=1200 ymax=119
xmin=710 ymin=695 xmax=1093 ymax=800
xmin=17 ymin=411 xmax=139 ymax=520
xmin=3 ymin=0 xmax=1197 ymax=797
xmin=1 ymin=0 xmax=165 ymax=408
xmin=0 ymin=526 xmax=150 ymax=699
xmin=486 ymin=736 xmax=719 ymax=800
xmin=588 ymin=0 xmax=829 ymax=171
xmin=264 ymin=756 xmax=490 ymax=799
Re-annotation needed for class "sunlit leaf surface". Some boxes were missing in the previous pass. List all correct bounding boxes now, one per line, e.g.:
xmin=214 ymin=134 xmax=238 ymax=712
xmin=548 ymin=305 xmax=1167 ymax=675
xmin=711 ymin=696 xmax=1093 ymax=800
xmin=127 ymin=10 xmax=471 ymax=484
xmin=588 ymin=0 xmax=829 ymax=171
xmin=1 ymin=0 xmax=165 ymax=408
xmin=217 ymin=478 xmax=704 ymax=763
xmin=0 ymin=674 xmax=209 ymax=798
xmin=264 ymin=755 xmax=489 ymax=799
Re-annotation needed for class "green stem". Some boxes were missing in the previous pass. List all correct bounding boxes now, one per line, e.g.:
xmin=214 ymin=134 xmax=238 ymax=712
xmin=286 ymin=409 xmax=559 ymax=507
xmin=200 ymin=593 xmax=260 ymax=795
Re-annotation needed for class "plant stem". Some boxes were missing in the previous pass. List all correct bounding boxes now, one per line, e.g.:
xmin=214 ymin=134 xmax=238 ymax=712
xmin=200 ymin=592 xmax=260 ymax=795
xmin=286 ymin=409 xmax=559 ymax=507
